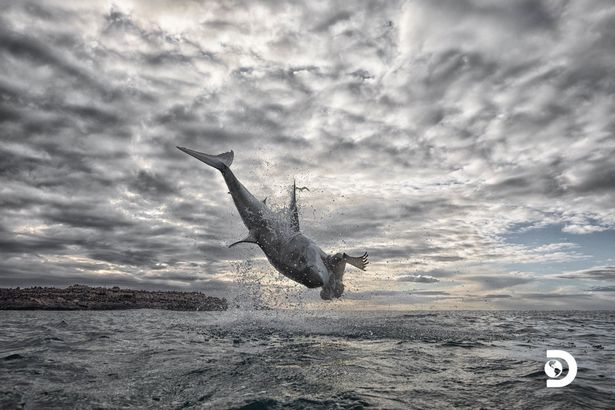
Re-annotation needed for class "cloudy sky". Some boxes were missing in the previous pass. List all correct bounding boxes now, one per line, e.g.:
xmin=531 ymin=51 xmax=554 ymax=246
xmin=1 ymin=0 xmax=614 ymax=309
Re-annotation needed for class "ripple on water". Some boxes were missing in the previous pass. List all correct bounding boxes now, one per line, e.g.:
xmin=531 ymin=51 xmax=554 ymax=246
xmin=0 ymin=310 xmax=613 ymax=409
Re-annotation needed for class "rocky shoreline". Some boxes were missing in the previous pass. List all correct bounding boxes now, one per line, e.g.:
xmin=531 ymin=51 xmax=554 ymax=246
xmin=0 ymin=285 xmax=227 ymax=311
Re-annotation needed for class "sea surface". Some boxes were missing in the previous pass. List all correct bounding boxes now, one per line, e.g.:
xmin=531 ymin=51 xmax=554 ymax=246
xmin=1 ymin=310 xmax=613 ymax=409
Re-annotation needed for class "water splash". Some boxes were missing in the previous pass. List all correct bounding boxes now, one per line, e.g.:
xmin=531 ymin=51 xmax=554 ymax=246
xmin=226 ymin=185 xmax=355 ymax=311
xmin=229 ymin=259 xmax=315 ymax=311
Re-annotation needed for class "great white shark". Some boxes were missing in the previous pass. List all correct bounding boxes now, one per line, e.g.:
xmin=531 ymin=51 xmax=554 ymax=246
xmin=177 ymin=146 xmax=368 ymax=300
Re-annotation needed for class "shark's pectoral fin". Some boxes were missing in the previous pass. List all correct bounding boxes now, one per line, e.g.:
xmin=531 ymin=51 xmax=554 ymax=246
xmin=229 ymin=232 xmax=257 ymax=248
xmin=343 ymin=252 xmax=369 ymax=271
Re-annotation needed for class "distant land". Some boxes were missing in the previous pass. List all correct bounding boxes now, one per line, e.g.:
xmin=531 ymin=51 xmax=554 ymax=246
xmin=0 ymin=284 xmax=227 ymax=311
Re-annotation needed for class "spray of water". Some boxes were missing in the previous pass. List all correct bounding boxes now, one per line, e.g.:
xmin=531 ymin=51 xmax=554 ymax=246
xmin=228 ymin=194 xmax=312 ymax=311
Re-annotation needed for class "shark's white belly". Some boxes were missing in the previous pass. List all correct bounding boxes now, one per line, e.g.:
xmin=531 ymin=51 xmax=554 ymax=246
xmin=259 ymin=233 xmax=329 ymax=288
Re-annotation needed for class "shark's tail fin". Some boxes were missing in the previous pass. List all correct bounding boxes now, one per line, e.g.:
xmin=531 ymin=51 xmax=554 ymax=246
xmin=177 ymin=146 xmax=234 ymax=171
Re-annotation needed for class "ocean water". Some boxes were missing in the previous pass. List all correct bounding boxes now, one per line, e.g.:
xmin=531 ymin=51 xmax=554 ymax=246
xmin=1 ymin=310 xmax=613 ymax=409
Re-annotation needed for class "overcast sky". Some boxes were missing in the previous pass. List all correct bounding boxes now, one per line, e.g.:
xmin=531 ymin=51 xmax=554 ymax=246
xmin=1 ymin=0 xmax=614 ymax=309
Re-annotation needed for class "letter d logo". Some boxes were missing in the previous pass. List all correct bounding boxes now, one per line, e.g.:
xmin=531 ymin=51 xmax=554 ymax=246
xmin=545 ymin=350 xmax=577 ymax=388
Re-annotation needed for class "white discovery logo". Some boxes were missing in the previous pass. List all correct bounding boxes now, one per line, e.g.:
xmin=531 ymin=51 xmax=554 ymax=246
xmin=545 ymin=350 xmax=577 ymax=388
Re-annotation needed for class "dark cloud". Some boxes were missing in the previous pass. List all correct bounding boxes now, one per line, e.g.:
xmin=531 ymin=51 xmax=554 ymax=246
xmin=464 ymin=275 xmax=534 ymax=290
xmin=559 ymin=267 xmax=615 ymax=281
xmin=589 ymin=286 xmax=615 ymax=292
xmin=0 ymin=233 xmax=68 ymax=254
xmin=567 ymin=160 xmax=615 ymax=194
xmin=0 ymin=27 xmax=103 ymax=94
xmin=519 ymin=293 xmax=593 ymax=300
xmin=41 ymin=205 xmax=133 ymax=231
xmin=425 ymin=269 xmax=459 ymax=278
xmin=129 ymin=170 xmax=177 ymax=198
xmin=312 ymin=11 xmax=353 ymax=32
xmin=87 ymin=248 xmax=161 ymax=268
xmin=483 ymin=169 xmax=566 ymax=199
xmin=0 ymin=0 xmax=613 ymax=308
xmin=344 ymin=290 xmax=405 ymax=300
xmin=411 ymin=290 xmax=450 ymax=296
xmin=0 ymin=265 xmax=230 ymax=295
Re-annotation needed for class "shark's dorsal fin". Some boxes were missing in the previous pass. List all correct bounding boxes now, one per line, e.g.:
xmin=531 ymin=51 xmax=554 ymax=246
xmin=289 ymin=179 xmax=300 ymax=232
xmin=229 ymin=231 xmax=257 ymax=248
